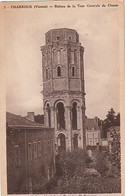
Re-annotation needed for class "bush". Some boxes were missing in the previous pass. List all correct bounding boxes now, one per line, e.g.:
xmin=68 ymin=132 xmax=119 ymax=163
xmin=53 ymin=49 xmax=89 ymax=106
xmin=93 ymin=149 xmax=110 ymax=177
xmin=54 ymin=175 xmax=121 ymax=194
xmin=42 ymin=148 xmax=121 ymax=194
xmin=56 ymin=149 xmax=89 ymax=178
xmin=110 ymin=127 xmax=121 ymax=170
xmin=82 ymin=176 xmax=121 ymax=193
xmin=55 ymin=175 xmax=84 ymax=193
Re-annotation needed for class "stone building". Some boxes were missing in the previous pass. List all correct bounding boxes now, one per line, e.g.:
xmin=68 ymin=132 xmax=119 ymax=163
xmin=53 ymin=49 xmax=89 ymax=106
xmin=7 ymin=112 xmax=55 ymax=194
xmin=85 ymin=118 xmax=101 ymax=146
xmin=41 ymin=28 xmax=86 ymax=152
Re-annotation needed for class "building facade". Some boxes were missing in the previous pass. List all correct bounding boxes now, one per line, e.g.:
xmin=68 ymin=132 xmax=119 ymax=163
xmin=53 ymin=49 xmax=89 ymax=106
xmin=85 ymin=118 xmax=101 ymax=146
xmin=7 ymin=112 xmax=55 ymax=194
xmin=41 ymin=28 xmax=86 ymax=152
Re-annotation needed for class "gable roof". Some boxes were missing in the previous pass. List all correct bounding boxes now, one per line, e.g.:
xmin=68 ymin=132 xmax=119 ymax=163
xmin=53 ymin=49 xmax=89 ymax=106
xmin=6 ymin=112 xmax=44 ymax=128
xmin=85 ymin=118 xmax=100 ymax=131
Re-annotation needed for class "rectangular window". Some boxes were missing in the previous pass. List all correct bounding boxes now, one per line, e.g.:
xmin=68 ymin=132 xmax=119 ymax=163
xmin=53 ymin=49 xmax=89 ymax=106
xmin=28 ymin=143 xmax=32 ymax=161
xmin=88 ymin=132 xmax=93 ymax=139
xmin=33 ymin=142 xmax=37 ymax=159
xmin=38 ymin=141 xmax=41 ymax=158
xmin=94 ymin=132 xmax=98 ymax=138
xmin=14 ymin=145 xmax=20 ymax=166
xmin=94 ymin=139 xmax=98 ymax=145
xmin=88 ymin=139 xmax=93 ymax=146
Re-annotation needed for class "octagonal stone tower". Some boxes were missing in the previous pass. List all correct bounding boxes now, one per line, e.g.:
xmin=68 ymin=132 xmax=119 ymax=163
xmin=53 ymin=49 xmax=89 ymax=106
xmin=41 ymin=28 xmax=86 ymax=153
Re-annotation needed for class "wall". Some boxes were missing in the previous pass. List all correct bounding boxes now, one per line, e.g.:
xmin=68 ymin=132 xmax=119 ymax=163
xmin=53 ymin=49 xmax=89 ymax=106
xmin=7 ymin=126 xmax=55 ymax=194
xmin=41 ymin=28 xmax=85 ymax=152
xmin=86 ymin=130 xmax=101 ymax=146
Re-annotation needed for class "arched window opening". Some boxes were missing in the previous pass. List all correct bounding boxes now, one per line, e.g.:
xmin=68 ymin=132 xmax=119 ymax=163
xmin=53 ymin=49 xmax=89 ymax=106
xmin=69 ymin=37 xmax=71 ymax=41
xmin=46 ymin=69 xmax=48 ymax=80
xmin=57 ymin=36 xmax=59 ymax=40
xmin=72 ymin=66 xmax=75 ymax=76
xmin=57 ymin=66 xmax=61 ymax=77
xmin=72 ymin=102 xmax=77 ymax=130
xmin=73 ymin=134 xmax=78 ymax=150
xmin=56 ymin=102 xmax=65 ymax=130
xmin=57 ymin=133 xmax=66 ymax=153
xmin=47 ymin=103 xmax=51 ymax=127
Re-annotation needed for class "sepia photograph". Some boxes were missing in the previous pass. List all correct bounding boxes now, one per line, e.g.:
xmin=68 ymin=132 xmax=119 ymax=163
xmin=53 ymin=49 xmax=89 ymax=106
xmin=1 ymin=0 xmax=124 ymax=195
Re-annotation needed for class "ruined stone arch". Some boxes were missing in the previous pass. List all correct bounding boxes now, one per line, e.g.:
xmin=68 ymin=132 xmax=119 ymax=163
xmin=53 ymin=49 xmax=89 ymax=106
xmin=54 ymin=99 xmax=66 ymax=108
xmin=57 ymin=133 xmax=66 ymax=153
xmin=44 ymin=101 xmax=51 ymax=127
xmin=56 ymin=131 xmax=67 ymax=138
xmin=44 ymin=100 xmax=51 ymax=108
xmin=71 ymin=102 xmax=77 ymax=130
xmin=70 ymin=100 xmax=80 ymax=131
xmin=70 ymin=99 xmax=81 ymax=106
xmin=54 ymin=100 xmax=66 ymax=130
xmin=73 ymin=131 xmax=81 ymax=138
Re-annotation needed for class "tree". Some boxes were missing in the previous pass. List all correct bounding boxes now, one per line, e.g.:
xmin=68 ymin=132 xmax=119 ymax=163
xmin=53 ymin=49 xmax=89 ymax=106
xmin=103 ymin=108 xmax=116 ymax=128
xmin=34 ymin=114 xmax=44 ymax=124
xmin=101 ymin=108 xmax=120 ymax=174
xmin=110 ymin=127 xmax=120 ymax=170
xmin=114 ymin=113 xmax=120 ymax=126
xmin=102 ymin=108 xmax=120 ymax=138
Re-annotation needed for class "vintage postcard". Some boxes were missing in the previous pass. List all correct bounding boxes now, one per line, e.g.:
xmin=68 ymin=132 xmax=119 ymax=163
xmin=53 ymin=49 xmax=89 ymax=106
xmin=0 ymin=0 xmax=124 ymax=195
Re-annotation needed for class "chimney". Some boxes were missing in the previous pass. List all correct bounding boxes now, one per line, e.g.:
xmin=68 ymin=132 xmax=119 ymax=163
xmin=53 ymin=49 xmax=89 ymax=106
xmin=27 ymin=112 xmax=34 ymax=121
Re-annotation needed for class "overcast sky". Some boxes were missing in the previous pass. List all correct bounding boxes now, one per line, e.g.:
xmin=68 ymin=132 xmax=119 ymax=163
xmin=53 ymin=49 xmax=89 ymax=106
xmin=5 ymin=3 xmax=120 ymax=119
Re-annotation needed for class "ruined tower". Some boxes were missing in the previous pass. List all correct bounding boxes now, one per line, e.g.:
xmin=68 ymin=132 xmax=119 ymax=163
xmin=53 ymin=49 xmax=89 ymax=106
xmin=41 ymin=28 xmax=86 ymax=152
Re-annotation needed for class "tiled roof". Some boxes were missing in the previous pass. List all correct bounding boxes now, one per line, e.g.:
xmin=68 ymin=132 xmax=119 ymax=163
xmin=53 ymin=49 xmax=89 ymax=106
xmin=6 ymin=112 xmax=44 ymax=127
xmin=85 ymin=118 xmax=100 ymax=131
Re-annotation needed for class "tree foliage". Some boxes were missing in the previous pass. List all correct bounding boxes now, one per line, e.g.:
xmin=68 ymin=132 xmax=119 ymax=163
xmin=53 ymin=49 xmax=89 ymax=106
xmin=54 ymin=149 xmax=121 ymax=194
xmin=109 ymin=127 xmax=121 ymax=170
xmin=102 ymin=108 xmax=120 ymax=138
xmin=94 ymin=151 xmax=109 ymax=176
xmin=34 ymin=114 xmax=44 ymax=124
xmin=101 ymin=108 xmax=121 ymax=171
xmin=56 ymin=149 xmax=89 ymax=179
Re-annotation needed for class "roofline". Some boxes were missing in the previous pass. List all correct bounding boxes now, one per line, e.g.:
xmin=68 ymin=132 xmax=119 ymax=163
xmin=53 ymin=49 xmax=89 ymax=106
xmin=45 ymin=28 xmax=78 ymax=35
xmin=7 ymin=125 xmax=54 ymax=130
